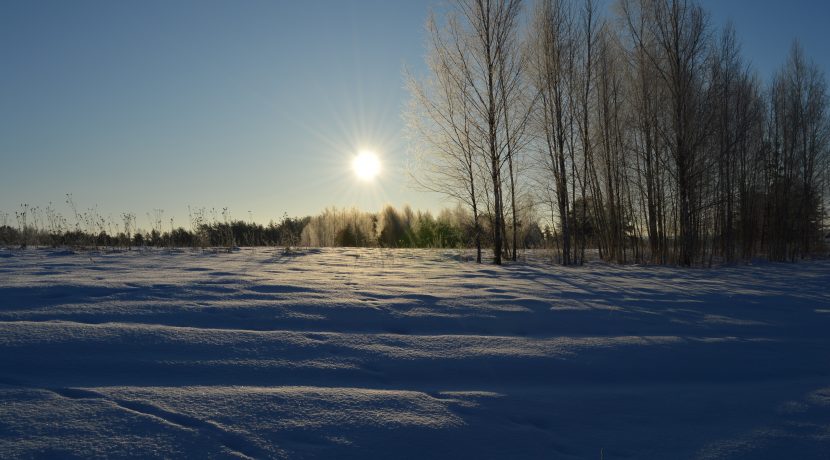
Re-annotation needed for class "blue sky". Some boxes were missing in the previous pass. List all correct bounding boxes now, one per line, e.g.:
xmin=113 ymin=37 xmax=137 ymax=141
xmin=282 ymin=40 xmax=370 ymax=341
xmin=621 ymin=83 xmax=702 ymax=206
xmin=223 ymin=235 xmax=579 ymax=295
xmin=1 ymin=1 xmax=828 ymax=228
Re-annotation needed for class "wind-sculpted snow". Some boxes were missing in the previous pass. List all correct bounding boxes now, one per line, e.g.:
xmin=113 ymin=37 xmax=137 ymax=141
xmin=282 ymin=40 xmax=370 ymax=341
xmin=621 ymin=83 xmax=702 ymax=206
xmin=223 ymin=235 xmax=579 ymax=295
xmin=1 ymin=247 xmax=829 ymax=458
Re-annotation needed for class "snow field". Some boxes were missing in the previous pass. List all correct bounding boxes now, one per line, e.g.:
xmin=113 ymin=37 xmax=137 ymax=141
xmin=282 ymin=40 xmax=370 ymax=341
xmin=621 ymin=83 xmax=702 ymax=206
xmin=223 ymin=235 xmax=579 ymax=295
xmin=1 ymin=247 xmax=829 ymax=458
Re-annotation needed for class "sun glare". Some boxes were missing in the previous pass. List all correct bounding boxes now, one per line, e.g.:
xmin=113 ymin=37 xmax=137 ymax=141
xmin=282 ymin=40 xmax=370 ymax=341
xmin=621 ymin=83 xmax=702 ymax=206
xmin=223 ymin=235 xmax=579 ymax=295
xmin=352 ymin=150 xmax=381 ymax=181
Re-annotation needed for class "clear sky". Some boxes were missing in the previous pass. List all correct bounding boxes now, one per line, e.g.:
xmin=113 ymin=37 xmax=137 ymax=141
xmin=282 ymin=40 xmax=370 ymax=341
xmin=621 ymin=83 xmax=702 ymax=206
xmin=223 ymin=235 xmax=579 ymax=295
xmin=1 ymin=0 xmax=828 ymax=229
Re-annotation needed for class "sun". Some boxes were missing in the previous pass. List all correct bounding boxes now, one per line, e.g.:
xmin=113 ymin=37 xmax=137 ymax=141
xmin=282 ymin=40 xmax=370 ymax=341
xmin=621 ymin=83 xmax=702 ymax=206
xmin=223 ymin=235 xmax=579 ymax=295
xmin=352 ymin=150 xmax=381 ymax=181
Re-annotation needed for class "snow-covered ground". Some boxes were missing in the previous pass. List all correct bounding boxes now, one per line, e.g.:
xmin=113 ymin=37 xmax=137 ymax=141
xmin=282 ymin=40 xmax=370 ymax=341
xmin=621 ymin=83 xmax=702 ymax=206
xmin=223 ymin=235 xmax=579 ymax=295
xmin=1 ymin=247 xmax=829 ymax=459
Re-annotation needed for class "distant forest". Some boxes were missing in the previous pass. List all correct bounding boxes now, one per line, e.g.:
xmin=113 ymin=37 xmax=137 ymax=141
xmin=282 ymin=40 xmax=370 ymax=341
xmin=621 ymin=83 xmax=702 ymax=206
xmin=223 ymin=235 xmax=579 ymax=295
xmin=0 ymin=202 xmax=546 ymax=252
xmin=407 ymin=0 xmax=830 ymax=265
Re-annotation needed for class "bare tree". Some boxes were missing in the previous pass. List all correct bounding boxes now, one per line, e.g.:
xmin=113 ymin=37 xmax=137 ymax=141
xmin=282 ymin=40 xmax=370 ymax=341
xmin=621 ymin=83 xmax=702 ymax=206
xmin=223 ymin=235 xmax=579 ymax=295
xmin=572 ymin=0 xmax=599 ymax=265
xmin=528 ymin=0 xmax=577 ymax=265
xmin=497 ymin=8 xmax=536 ymax=261
xmin=620 ymin=0 xmax=710 ymax=265
xmin=407 ymin=13 xmax=486 ymax=262
xmin=409 ymin=0 xmax=524 ymax=265
xmin=765 ymin=42 xmax=830 ymax=260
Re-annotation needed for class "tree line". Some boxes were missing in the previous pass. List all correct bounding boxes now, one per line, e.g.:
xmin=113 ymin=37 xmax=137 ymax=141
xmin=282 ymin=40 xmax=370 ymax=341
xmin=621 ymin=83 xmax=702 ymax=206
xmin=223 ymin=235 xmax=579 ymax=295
xmin=299 ymin=205 xmax=544 ymax=249
xmin=0 ymin=203 xmax=547 ymax=251
xmin=0 ymin=204 xmax=309 ymax=250
xmin=407 ymin=0 xmax=830 ymax=265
